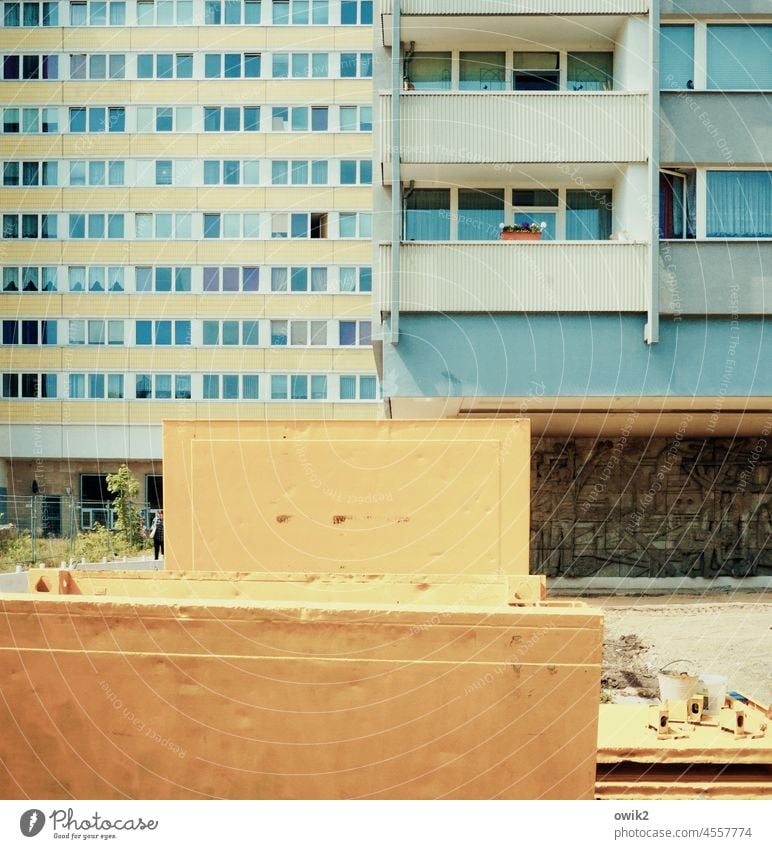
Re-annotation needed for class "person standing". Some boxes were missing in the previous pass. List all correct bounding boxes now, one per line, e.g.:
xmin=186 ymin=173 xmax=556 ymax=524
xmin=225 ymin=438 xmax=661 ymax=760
xmin=150 ymin=509 xmax=165 ymax=561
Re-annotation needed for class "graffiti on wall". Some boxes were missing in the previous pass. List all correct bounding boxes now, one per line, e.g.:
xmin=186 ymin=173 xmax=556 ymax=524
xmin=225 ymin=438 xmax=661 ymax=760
xmin=531 ymin=437 xmax=771 ymax=578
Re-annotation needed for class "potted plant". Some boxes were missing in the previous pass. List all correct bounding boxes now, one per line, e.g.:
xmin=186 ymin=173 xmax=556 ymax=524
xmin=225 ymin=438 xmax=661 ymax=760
xmin=499 ymin=221 xmax=547 ymax=241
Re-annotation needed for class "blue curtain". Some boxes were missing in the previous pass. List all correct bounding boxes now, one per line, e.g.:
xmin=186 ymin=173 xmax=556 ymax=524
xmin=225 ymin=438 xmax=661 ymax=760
xmin=566 ymin=190 xmax=613 ymax=240
xmin=707 ymin=171 xmax=772 ymax=237
xmin=708 ymin=25 xmax=772 ymax=90
xmin=660 ymin=25 xmax=694 ymax=90
xmin=458 ymin=189 xmax=504 ymax=240
xmin=405 ymin=190 xmax=450 ymax=240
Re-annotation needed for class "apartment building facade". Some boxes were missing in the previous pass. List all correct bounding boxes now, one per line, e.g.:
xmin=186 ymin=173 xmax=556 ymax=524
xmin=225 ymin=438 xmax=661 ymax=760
xmin=373 ymin=1 xmax=772 ymax=577
xmin=0 ymin=0 xmax=380 ymax=533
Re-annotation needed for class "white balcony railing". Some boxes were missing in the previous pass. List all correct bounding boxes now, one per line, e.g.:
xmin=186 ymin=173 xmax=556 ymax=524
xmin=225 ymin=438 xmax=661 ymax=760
xmin=378 ymin=241 xmax=648 ymax=313
xmin=380 ymin=93 xmax=649 ymax=166
xmin=381 ymin=1 xmax=649 ymax=14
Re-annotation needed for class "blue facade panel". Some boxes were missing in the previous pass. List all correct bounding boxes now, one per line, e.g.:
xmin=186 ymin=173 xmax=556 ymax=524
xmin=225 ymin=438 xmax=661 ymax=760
xmin=385 ymin=315 xmax=771 ymax=398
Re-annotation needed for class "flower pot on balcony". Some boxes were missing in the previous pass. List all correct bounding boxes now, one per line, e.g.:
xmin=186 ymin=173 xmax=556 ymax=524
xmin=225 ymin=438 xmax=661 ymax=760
xmin=500 ymin=231 xmax=542 ymax=241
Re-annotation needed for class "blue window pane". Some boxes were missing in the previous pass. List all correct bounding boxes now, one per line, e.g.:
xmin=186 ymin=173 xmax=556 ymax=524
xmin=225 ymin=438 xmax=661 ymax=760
xmin=136 ymin=321 xmax=152 ymax=345
xmin=136 ymin=375 xmax=152 ymax=399
xmin=290 ymin=375 xmax=308 ymax=400
xmin=222 ymin=375 xmax=239 ymax=399
xmin=273 ymin=53 xmax=289 ymax=77
xmin=242 ymin=375 xmax=259 ymax=399
xmin=341 ymin=53 xmax=356 ymax=78
xmin=359 ymin=267 xmax=372 ymax=292
xmin=311 ymin=106 xmax=328 ymax=131
xmin=204 ymin=214 xmax=221 ymax=238
xmin=137 ymin=54 xmax=153 ymax=78
xmin=205 ymin=54 xmax=221 ymax=78
xmin=707 ymin=25 xmax=772 ymax=90
xmin=69 ymin=214 xmax=85 ymax=238
xmin=175 ymin=321 xmax=191 ymax=345
xmin=175 ymin=268 xmax=191 ymax=291
xmin=341 ymin=1 xmax=356 ymax=25
xmin=175 ymin=375 xmax=191 ymax=400
xmin=155 ymin=321 xmax=172 ymax=345
xmin=155 ymin=375 xmax=172 ymax=399
xmin=291 ymin=108 xmax=308 ymax=131
xmin=707 ymin=171 xmax=772 ymax=237
xmin=661 ymin=25 xmax=694 ymax=90
xmin=156 ymin=267 xmax=172 ymax=291
xmin=69 ymin=107 xmax=86 ymax=132
xmin=107 ymin=215 xmax=124 ymax=238
xmin=290 ymin=214 xmax=308 ymax=238
xmin=271 ymin=375 xmax=287 ymax=399
xmin=339 ymin=376 xmax=356 ymax=400
xmin=360 ymin=377 xmax=376 ymax=400
xmin=204 ymin=161 xmax=220 ymax=184
xmin=223 ymin=107 xmax=240 ymax=131
xmin=204 ymin=374 xmax=220 ymax=401
xmin=87 ymin=215 xmax=104 ymax=239
xmin=245 ymin=53 xmax=261 ymax=78
xmin=291 ymin=267 xmax=307 ymax=291
xmin=242 ymin=321 xmax=258 ymax=345
xmin=204 ymin=108 xmax=221 ymax=131
xmin=88 ymin=108 xmax=106 ymax=132
xmin=224 ymin=53 xmax=241 ymax=78
xmin=203 ymin=321 xmax=219 ymax=345
xmin=243 ymin=266 xmax=259 ymax=291
xmin=108 ymin=108 xmax=125 ymax=132
xmin=360 ymin=160 xmax=372 ymax=184
xmin=360 ymin=53 xmax=372 ymax=77
xmin=340 ymin=160 xmax=357 ymax=184
xmin=244 ymin=107 xmax=259 ymax=131
xmin=339 ymin=321 xmax=356 ymax=345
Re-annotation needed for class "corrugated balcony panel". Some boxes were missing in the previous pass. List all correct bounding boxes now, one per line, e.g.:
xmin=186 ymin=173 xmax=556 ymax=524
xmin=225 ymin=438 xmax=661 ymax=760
xmin=381 ymin=1 xmax=648 ymax=13
xmin=381 ymin=93 xmax=648 ymax=165
xmin=379 ymin=242 xmax=648 ymax=313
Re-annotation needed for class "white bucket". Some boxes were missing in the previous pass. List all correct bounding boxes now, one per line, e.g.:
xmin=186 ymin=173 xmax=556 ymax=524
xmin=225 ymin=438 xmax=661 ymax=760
xmin=697 ymin=674 xmax=728 ymax=717
xmin=658 ymin=661 xmax=699 ymax=702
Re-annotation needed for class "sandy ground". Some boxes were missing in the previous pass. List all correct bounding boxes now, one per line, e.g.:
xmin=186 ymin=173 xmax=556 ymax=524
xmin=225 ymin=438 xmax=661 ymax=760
xmin=589 ymin=594 xmax=772 ymax=705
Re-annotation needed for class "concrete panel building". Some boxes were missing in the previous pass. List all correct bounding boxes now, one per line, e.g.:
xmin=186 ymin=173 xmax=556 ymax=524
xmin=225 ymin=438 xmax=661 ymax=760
xmin=0 ymin=0 xmax=380 ymax=531
xmin=373 ymin=1 xmax=772 ymax=577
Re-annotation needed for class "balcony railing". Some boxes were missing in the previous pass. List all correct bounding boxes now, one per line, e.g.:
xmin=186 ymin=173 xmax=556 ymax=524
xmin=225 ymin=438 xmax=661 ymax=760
xmin=378 ymin=241 xmax=648 ymax=313
xmin=380 ymin=93 xmax=649 ymax=168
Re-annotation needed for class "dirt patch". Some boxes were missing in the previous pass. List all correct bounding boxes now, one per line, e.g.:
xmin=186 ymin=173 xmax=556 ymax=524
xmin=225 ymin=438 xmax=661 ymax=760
xmin=602 ymin=633 xmax=658 ymax=699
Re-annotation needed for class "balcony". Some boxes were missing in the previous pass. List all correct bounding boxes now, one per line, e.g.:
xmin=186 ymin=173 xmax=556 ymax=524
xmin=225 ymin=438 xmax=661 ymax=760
xmin=381 ymin=2 xmax=650 ymax=47
xmin=378 ymin=241 xmax=648 ymax=313
xmin=380 ymin=93 xmax=648 ymax=181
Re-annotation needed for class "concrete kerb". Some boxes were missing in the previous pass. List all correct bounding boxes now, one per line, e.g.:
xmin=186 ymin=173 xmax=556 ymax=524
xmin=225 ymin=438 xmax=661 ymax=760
xmin=548 ymin=575 xmax=772 ymax=597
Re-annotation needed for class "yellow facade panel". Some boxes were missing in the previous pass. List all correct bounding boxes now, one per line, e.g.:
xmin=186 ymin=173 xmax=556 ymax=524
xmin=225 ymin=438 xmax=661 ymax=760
xmin=332 ymin=350 xmax=379 ymax=370
xmin=129 ymin=135 xmax=199 ymax=156
xmin=264 ymin=135 xmax=336 ymax=155
xmin=333 ymin=81 xmax=373 ymax=100
xmin=194 ymin=349 xmax=266 ymax=370
xmin=61 ymin=82 xmax=133 ymax=104
xmin=0 ymin=295 xmax=62 ymax=319
xmin=333 ymin=29 xmax=376 ymax=51
xmin=3 ymin=402 xmax=63 ymax=423
xmin=262 ymin=242 xmax=337 ymax=263
xmin=332 ymin=402 xmax=383 ymax=419
xmin=195 ymin=296 xmax=268 ymax=318
xmin=62 ymin=29 xmax=128 ymax=50
xmin=125 ymin=350 xmax=198 ymax=371
xmin=59 ymin=294 xmax=122 ymax=317
xmin=262 ymin=349 xmax=335 ymax=370
xmin=61 ymin=188 xmax=130 ymax=209
xmin=328 ymin=242 xmax=374 ymax=262
xmin=61 ymin=243 xmax=130 ymax=263
xmin=0 ymin=138 xmax=64 ymax=158
xmin=197 ymin=81 xmax=267 ymax=103
xmin=127 ymin=294 xmax=199 ymax=317
xmin=261 ymin=295 xmax=335 ymax=316
xmin=128 ymin=242 xmax=199 ymax=264
xmin=196 ymin=188 xmax=268 ymax=209
xmin=0 ymin=32 xmax=63 ymax=50
xmin=61 ymin=402 xmax=132 ymax=424
xmin=0 ymin=349 xmax=63 ymax=370
xmin=262 ymin=187 xmax=338 ymax=209
xmin=129 ymin=189 xmax=199 ymax=210
xmin=195 ymin=242 xmax=266 ymax=264
xmin=331 ymin=296 xmax=373 ymax=318
xmin=1 ymin=189 xmax=61 ymax=210
xmin=333 ymin=135 xmax=374 ymax=155
xmin=1 ymin=244 xmax=63 ymax=263
xmin=129 ymin=402 xmax=197 ymax=423
xmin=195 ymin=28 xmax=267 ymax=50
xmin=63 ymin=137 xmax=133 ymax=157
xmin=128 ymin=28 xmax=201 ymax=50
xmin=264 ymin=27 xmax=336 ymax=49
xmin=0 ymin=83 xmax=60 ymax=105
xmin=333 ymin=187 xmax=372 ymax=209
xmin=63 ymin=349 xmax=130 ymax=369
xmin=129 ymin=81 xmax=200 ymax=103
xmin=195 ymin=135 xmax=266 ymax=156
xmin=263 ymin=80 xmax=335 ymax=103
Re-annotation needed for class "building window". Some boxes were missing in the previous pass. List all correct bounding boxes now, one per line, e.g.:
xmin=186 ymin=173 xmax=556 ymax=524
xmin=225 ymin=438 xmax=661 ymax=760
xmin=458 ymin=189 xmax=504 ymax=241
xmin=270 ymin=374 xmax=327 ymax=401
xmin=660 ymin=25 xmax=694 ymax=90
xmin=339 ymin=374 xmax=377 ymax=401
xmin=3 ymin=3 xmax=60 ymax=26
xmin=136 ymin=0 xmax=190 ymax=25
xmin=2 ymin=372 xmax=56 ymax=398
xmin=2 ymin=266 xmax=55 ymax=292
xmin=338 ymin=105 xmax=371 ymax=132
xmin=405 ymin=189 xmax=451 ymax=241
xmin=460 ymin=51 xmax=505 ymax=91
xmin=136 ymin=320 xmax=190 ymax=346
xmin=405 ymin=52 xmax=451 ymax=91
xmin=707 ymin=170 xmax=772 ymax=238
xmin=203 ymin=266 xmax=259 ymax=292
xmin=567 ymin=52 xmax=613 ymax=91
xmin=340 ymin=52 xmax=372 ymax=78
xmin=512 ymin=189 xmax=559 ymax=241
xmin=203 ymin=106 xmax=259 ymax=132
xmin=340 ymin=0 xmax=369 ymax=26
xmin=203 ymin=374 xmax=259 ymax=400
xmin=338 ymin=266 xmax=371 ymax=293
xmin=513 ymin=52 xmax=560 ymax=91
xmin=204 ymin=1 xmax=261 ymax=25
xmin=339 ymin=320 xmax=371 ymax=347
xmin=136 ymin=266 xmax=191 ymax=292
xmin=202 ymin=320 xmax=258 ymax=346
xmin=708 ymin=25 xmax=772 ymax=90
xmin=340 ymin=159 xmax=371 ymax=185
xmin=566 ymin=189 xmax=612 ymax=241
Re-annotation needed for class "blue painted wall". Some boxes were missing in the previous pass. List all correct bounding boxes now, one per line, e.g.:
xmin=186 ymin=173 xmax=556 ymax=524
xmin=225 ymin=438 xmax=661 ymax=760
xmin=384 ymin=315 xmax=771 ymax=398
